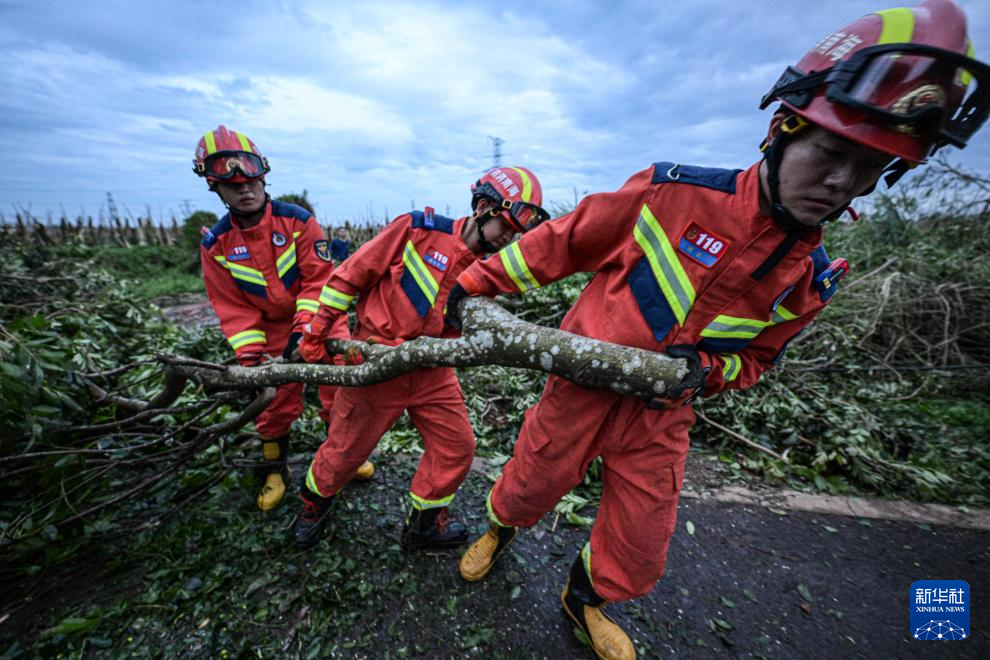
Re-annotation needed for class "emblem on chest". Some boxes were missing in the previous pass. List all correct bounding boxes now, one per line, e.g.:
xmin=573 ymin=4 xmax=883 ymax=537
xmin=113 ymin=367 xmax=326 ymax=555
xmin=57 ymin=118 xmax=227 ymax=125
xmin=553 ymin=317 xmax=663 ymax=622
xmin=678 ymin=222 xmax=730 ymax=268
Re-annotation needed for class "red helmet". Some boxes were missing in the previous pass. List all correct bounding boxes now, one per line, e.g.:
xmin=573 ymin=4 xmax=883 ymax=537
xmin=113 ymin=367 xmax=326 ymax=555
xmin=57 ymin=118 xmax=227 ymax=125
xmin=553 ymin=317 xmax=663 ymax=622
xmin=471 ymin=166 xmax=549 ymax=233
xmin=761 ymin=0 xmax=990 ymax=162
xmin=193 ymin=125 xmax=270 ymax=185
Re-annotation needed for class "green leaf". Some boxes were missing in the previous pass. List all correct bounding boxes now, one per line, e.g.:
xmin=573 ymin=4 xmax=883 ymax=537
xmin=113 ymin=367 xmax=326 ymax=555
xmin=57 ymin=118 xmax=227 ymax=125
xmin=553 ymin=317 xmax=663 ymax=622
xmin=712 ymin=617 xmax=734 ymax=631
xmin=43 ymin=616 xmax=100 ymax=637
xmin=796 ymin=583 xmax=813 ymax=603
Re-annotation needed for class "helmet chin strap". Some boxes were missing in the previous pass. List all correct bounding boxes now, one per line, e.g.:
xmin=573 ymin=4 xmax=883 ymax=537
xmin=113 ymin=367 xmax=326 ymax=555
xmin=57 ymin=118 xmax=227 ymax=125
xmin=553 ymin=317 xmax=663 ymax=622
xmin=472 ymin=212 xmax=501 ymax=254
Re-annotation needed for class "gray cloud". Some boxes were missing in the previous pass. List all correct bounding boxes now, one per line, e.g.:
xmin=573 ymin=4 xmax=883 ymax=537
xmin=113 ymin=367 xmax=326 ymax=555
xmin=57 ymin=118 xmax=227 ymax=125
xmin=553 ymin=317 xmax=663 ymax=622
xmin=1 ymin=0 xmax=987 ymax=222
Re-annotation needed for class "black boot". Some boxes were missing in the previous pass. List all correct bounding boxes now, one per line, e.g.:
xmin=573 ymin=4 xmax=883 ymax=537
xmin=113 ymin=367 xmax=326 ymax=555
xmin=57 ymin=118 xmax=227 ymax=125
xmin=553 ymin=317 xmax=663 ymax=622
xmin=561 ymin=553 xmax=635 ymax=660
xmin=293 ymin=486 xmax=333 ymax=551
xmin=400 ymin=506 xmax=468 ymax=551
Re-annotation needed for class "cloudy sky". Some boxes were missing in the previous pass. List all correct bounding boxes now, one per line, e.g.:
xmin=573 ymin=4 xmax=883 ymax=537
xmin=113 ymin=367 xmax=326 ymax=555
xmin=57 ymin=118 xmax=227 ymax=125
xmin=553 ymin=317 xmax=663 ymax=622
xmin=1 ymin=0 xmax=987 ymax=224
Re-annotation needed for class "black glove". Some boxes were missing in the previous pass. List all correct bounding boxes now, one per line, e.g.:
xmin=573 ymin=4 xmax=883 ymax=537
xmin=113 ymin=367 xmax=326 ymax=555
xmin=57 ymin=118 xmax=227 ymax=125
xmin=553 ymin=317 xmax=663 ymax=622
xmin=646 ymin=344 xmax=711 ymax=409
xmin=444 ymin=283 xmax=470 ymax=331
xmin=282 ymin=332 xmax=302 ymax=360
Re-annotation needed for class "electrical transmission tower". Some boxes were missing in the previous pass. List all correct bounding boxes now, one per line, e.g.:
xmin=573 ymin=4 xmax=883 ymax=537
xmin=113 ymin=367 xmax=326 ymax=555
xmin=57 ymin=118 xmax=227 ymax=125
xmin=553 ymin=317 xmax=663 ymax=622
xmin=487 ymin=136 xmax=504 ymax=168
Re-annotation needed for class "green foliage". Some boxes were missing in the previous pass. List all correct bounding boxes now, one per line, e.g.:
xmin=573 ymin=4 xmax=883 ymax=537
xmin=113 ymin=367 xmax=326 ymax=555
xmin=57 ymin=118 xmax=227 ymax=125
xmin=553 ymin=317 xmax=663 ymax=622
xmin=181 ymin=210 xmax=218 ymax=252
xmin=275 ymin=190 xmax=316 ymax=215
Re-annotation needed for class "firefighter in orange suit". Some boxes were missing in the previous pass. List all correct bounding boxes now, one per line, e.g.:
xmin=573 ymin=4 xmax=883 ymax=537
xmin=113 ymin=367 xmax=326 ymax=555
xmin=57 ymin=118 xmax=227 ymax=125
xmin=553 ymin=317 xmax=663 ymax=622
xmin=194 ymin=125 xmax=374 ymax=511
xmin=449 ymin=3 xmax=990 ymax=657
xmin=292 ymin=167 xmax=550 ymax=552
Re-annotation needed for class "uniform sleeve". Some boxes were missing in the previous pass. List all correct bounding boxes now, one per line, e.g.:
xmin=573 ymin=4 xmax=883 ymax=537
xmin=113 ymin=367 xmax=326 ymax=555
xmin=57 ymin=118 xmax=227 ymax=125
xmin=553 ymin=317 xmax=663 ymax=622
xmin=200 ymin=245 xmax=267 ymax=364
xmin=308 ymin=217 xmax=411 ymax=342
xmin=701 ymin=303 xmax=824 ymax=396
xmin=456 ymin=168 xmax=654 ymax=296
xmin=290 ymin=216 xmax=334 ymax=333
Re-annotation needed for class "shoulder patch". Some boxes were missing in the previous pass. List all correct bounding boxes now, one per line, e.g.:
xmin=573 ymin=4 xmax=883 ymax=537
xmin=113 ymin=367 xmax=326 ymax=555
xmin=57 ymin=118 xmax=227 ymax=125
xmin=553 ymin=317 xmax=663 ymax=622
xmin=651 ymin=161 xmax=742 ymax=194
xmin=271 ymin=200 xmax=312 ymax=223
xmin=409 ymin=210 xmax=454 ymax=234
xmin=314 ymin=239 xmax=332 ymax=262
xmin=201 ymin=214 xmax=232 ymax=249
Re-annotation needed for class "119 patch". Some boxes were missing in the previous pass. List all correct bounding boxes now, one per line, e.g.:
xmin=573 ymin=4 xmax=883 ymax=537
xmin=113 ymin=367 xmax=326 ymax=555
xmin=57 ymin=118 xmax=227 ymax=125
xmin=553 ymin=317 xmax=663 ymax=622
xmin=423 ymin=247 xmax=449 ymax=271
xmin=678 ymin=222 xmax=729 ymax=267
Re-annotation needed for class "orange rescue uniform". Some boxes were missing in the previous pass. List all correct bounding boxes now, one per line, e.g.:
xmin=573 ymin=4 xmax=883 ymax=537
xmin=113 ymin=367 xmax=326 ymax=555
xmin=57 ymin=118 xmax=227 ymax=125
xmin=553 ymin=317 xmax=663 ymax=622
xmin=200 ymin=200 xmax=347 ymax=437
xmin=457 ymin=161 xmax=846 ymax=601
xmin=302 ymin=210 xmax=479 ymax=511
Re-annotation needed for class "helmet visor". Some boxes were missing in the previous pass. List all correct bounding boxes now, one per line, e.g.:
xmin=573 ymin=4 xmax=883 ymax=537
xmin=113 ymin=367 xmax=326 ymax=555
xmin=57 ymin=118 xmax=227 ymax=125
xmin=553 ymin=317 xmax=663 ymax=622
xmin=826 ymin=44 xmax=990 ymax=150
xmin=502 ymin=199 xmax=551 ymax=232
xmin=474 ymin=181 xmax=550 ymax=232
xmin=202 ymin=151 xmax=268 ymax=180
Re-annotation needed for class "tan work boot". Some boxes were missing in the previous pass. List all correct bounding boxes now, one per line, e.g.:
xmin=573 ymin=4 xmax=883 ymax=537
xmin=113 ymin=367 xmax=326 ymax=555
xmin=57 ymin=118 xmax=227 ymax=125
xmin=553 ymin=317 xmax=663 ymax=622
xmin=257 ymin=436 xmax=290 ymax=511
xmin=459 ymin=522 xmax=518 ymax=581
xmin=354 ymin=460 xmax=375 ymax=480
xmin=560 ymin=554 xmax=635 ymax=660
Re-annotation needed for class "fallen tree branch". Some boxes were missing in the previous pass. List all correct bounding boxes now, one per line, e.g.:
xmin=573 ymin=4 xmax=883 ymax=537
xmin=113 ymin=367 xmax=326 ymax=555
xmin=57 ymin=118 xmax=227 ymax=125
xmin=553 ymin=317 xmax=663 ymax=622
xmin=696 ymin=409 xmax=791 ymax=464
xmin=158 ymin=297 xmax=689 ymax=400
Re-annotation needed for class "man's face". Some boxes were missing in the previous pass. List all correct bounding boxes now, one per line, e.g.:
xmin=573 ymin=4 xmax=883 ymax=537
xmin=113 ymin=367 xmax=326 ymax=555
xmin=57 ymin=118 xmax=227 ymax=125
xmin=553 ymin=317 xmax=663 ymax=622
xmin=463 ymin=199 xmax=516 ymax=253
xmin=774 ymin=124 xmax=892 ymax=226
xmin=216 ymin=178 xmax=266 ymax=215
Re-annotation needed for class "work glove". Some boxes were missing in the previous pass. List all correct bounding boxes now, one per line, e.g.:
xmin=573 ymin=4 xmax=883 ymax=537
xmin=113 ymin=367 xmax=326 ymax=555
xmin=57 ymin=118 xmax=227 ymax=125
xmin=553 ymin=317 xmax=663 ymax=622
xmin=444 ymin=283 xmax=470 ymax=331
xmin=299 ymin=318 xmax=332 ymax=364
xmin=646 ymin=344 xmax=711 ymax=410
xmin=282 ymin=332 xmax=302 ymax=361
xmin=239 ymin=351 xmax=267 ymax=367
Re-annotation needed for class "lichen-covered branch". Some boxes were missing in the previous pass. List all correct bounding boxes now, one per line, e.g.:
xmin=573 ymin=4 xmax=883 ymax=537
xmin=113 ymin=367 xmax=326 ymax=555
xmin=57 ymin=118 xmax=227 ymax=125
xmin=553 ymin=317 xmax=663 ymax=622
xmin=159 ymin=297 xmax=688 ymax=400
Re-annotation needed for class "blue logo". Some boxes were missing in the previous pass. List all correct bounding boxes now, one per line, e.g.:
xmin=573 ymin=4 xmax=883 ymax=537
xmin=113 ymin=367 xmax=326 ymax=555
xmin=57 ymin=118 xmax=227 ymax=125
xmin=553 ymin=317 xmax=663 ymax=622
xmin=911 ymin=580 xmax=969 ymax=640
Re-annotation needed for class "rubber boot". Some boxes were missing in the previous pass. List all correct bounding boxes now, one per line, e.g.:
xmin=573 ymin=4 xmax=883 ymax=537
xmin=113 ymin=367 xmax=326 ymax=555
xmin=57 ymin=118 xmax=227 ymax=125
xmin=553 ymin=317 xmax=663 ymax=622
xmin=459 ymin=522 xmax=518 ymax=581
xmin=400 ymin=506 xmax=468 ymax=551
xmin=354 ymin=460 xmax=376 ymax=480
xmin=560 ymin=554 xmax=636 ymax=660
xmin=256 ymin=436 xmax=290 ymax=511
xmin=293 ymin=486 xmax=334 ymax=550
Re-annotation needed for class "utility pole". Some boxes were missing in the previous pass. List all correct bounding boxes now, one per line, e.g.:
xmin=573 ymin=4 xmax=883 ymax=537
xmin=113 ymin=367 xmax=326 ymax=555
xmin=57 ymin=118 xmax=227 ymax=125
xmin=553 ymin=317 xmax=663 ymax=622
xmin=487 ymin=136 xmax=504 ymax=168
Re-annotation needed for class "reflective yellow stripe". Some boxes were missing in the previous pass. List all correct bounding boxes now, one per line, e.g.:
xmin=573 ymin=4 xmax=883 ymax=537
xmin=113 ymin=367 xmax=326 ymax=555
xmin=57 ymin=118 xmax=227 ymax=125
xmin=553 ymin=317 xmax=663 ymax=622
xmin=702 ymin=305 xmax=799 ymax=340
xmin=276 ymin=242 xmax=297 ymax=278
xmin=499 ymin=242 xmax=540 ymax=293
xmin=203 ymin=130 xmax=217 ymax=155
xmin=306 ymin=463 xmax=325 ymax=497
xmin=228 ymin=329 xmax=266 ymax=350
xmin=701 ymin=314 xmax=775 ymax=340
xmin=962 ymin=39 xmax=975 ymax=86
xmin=402 ymin=241 xmax=439 ymax=305
xmin=296 ymin=298 xmax=320 ymax=313
xmin=486 ymin=488 xmax=511 ymax=527
xmin=772 ymin=305 xmax=798 ymax=324
xmin=874 ymin=7 xmax=915 ymax=44
xmin=234 ymin=130 xmax=252 ymax=152
xmin=319 ymin=286 xmax=355 ymax=311
xmin=214 ymin=256 xmax=267 ymax=286
xmin=721 ymin=353 xmax=742 ymax=382
xmin=581 ymin=542 xmax=593 ymax=587
xmin=292 ymin=231 xmax=301 ymax=239
xmin=634 ymin=205 xmax=696 ymax=325
xmin=410 ymin=491 xmax=454 ymax=510
xmin=511 ymin=167 xmax=533 ymax=202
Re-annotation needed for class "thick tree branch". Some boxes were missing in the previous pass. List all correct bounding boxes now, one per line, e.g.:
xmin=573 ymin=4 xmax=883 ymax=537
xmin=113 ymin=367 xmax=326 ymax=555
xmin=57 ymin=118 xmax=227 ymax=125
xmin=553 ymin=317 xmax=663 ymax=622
xmin=158 ymin=297 xmax=689 ymax=400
